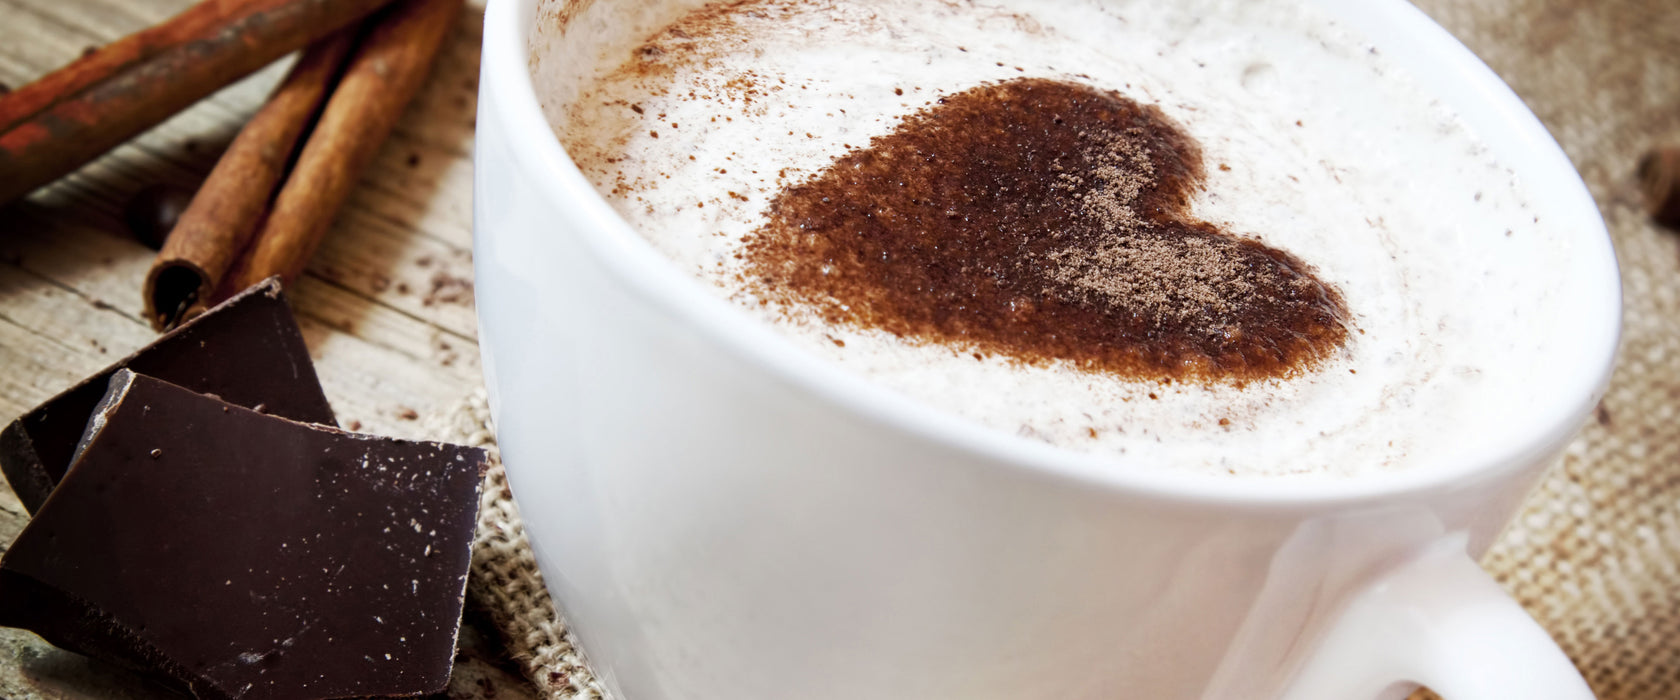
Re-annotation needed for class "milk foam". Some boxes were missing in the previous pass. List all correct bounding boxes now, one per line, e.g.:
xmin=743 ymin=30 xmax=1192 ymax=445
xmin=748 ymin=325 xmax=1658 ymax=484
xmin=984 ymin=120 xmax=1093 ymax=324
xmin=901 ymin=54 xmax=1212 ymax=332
xmin=534 ymin=0 xmax=1573 ymax=478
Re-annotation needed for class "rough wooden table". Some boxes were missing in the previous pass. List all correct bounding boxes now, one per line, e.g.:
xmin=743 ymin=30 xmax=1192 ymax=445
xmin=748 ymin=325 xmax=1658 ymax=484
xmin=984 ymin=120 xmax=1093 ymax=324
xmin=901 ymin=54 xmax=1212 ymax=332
xmin=0 ymin=0 xmax=540 ymax=697
xmin=4 ymin=0 xmax=1678 ymax=698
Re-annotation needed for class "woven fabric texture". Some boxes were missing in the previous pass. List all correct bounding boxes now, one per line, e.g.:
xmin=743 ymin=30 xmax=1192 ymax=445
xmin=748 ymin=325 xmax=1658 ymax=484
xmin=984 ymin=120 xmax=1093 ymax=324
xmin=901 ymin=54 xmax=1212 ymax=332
xmin=1409 ymin=0 xmax=1680 ymax=697
xmin=453 ymin=0 xmax=1680 ymax=697
xmin=423 ymin=394 xmax=604 ymax=699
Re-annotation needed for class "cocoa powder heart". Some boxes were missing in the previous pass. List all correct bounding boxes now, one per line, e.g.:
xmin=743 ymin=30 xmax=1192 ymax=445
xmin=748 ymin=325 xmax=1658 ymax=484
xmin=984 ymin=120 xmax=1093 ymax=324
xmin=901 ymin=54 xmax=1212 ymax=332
xmin=743 ymin=78 xmax=1348 ymax=383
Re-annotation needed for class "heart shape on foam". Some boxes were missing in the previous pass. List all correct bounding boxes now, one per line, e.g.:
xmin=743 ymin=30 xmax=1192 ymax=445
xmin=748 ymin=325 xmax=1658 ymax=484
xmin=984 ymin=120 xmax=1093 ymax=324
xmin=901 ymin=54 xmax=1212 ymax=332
xmin=743 ymin=78 xmax=1348 ymax=383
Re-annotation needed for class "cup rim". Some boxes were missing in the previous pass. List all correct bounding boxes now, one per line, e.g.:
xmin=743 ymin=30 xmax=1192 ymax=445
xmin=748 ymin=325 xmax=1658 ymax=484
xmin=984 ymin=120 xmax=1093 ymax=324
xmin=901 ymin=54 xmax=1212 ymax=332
xmin=481 ymin=0 xmax=1622 ymax=508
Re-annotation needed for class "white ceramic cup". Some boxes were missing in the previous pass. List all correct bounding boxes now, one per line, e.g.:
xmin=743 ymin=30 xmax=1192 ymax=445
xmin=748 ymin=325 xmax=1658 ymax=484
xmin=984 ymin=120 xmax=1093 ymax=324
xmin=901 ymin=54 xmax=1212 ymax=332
xmin=473 ymin=1 xmax=1622 ymax=698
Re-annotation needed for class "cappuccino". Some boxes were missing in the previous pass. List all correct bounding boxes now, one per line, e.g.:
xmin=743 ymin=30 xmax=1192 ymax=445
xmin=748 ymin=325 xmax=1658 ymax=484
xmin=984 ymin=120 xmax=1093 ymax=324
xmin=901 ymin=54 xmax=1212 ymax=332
xmin=535 ymin=0 xmax=1572 ymax=478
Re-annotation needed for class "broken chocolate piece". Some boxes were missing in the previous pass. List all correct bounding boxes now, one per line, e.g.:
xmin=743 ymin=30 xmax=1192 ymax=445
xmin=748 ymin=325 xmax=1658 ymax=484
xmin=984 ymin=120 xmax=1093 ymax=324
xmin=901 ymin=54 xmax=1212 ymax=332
xmin=0 ymin=371 xmax=486 ymax=700
xmin=0 ymin=277 xmax=334 ymax=513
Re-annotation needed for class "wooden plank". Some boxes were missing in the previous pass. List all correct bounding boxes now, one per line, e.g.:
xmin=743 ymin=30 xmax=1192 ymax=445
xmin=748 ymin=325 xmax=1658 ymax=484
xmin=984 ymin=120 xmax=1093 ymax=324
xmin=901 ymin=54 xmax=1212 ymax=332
xmin=0 ymin=0 xmax=181 ymax=47
xmin=0 ymin=7 xmax=106 ymax=81
xmin=301 ymin=314 xmax=476 ymax=441
xmin=0 ymin=1 xmax=522 ymax=696
xmin=0 ymin=4 xmax=482 ymax=257
xmin=0 ymin=217 xmax=480 ymax=429
xmin=307 ymin=205 xmax=479 ymax=340
xmin=289 ymin=275 xmax=480 ymax=373
xmin=355 ymin=130 xmax=477 ymax=250
xmin=0 ymin=207 xmax=158 ymax=323
xmin=0 ymin=313 xmax=106 ymax=420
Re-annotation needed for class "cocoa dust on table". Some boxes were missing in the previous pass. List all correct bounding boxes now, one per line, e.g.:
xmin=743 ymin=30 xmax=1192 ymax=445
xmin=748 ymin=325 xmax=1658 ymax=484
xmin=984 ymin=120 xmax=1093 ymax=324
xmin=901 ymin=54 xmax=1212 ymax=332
xmin=742 ymin=78 xmax=1350 ymax=384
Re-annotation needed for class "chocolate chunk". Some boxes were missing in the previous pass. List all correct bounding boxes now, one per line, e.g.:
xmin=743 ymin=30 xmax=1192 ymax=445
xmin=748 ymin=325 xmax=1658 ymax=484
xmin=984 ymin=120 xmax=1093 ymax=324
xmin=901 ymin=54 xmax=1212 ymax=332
xmin=0 ymin=371 xmax=486 ymax=700
xmin=0 ymin=277 xmax=334 ymax=513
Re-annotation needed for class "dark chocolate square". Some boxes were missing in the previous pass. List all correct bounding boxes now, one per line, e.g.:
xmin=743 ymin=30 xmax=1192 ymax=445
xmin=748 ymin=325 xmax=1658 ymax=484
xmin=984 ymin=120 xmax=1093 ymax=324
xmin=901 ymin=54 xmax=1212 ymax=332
xmin=0 ymin=371 xmax=486 ymax=699
xmin=0 ymin=277 xmax=335 ymax=513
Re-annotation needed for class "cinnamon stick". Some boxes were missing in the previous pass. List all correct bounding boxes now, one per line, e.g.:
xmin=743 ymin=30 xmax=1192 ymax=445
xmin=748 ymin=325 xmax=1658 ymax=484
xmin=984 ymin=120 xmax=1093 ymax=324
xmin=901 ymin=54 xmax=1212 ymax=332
xmin=0 ymin=0 xmax=398 ymax=205
xmin=0 ymin=0 xmax=315 ymax=134
xmin=143 ymin=30 xmax=361 ymax=330
xmin=219 ymin=0 xmax=463 ymax=298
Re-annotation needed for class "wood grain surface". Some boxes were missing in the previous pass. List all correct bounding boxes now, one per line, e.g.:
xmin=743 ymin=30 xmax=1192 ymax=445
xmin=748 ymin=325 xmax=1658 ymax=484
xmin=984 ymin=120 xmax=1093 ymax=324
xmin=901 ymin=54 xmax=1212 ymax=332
xmin=2 ymin=0 xmax=1676 ymax=699
xmin=0 ymin=0 xmax=536 ymax=697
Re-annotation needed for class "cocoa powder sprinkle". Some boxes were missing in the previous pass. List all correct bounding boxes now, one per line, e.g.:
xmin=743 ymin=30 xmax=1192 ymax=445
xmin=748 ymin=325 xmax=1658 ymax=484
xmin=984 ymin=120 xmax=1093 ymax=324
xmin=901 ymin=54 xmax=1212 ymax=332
xmin=742 ymin=78 xmax=1348 ymax=383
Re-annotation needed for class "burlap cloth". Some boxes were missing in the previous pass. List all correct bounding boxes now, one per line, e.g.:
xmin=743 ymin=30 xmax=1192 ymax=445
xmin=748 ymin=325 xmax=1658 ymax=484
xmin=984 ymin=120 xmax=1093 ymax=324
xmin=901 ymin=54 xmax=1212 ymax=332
xmin=444 ymin=0 xmax=1680 ymax=697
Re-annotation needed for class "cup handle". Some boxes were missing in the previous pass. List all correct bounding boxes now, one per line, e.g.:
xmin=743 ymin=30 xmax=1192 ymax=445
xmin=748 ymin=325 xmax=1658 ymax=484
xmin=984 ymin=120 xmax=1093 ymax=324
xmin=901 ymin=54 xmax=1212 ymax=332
xmin=1280 ymin=535 xmax=1595 ymax=700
